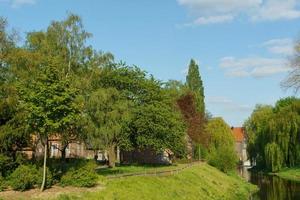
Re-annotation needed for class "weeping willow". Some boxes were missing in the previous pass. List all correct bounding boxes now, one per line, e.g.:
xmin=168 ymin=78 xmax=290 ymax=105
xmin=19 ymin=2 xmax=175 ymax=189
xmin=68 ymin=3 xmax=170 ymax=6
xmin=245 ymin=97 xmax=300 ymax=171
xmin=265 ymin=143 xmax=284 ymax=172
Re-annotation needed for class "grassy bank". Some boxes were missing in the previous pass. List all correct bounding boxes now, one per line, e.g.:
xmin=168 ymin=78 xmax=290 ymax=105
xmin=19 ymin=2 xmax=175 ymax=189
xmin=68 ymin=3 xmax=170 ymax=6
xmin=275 ymin=167 xmax=300 ymax=182
xmin=96 ymin=163 xmax=185 ymax=176
xmin=57 ymin=163 xmax=257 ymax=200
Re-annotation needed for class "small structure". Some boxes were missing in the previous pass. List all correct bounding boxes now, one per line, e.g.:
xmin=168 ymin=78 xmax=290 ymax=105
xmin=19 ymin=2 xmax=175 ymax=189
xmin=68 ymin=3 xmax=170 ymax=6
xmin=120 ymin=148 xmax=174 ymax=165
xmin=231 ymin=127 xmax=250 ymax=166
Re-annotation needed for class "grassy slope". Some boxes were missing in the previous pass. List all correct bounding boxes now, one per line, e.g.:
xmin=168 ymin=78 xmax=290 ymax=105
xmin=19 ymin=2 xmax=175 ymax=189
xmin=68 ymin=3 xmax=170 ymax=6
xmin=58 ymin=163 xmax=257 ymax=200
xmin=276 ymin=167 xmax=300 ymax=182
xmin=96 ymin=163 xmax=186 ymax=176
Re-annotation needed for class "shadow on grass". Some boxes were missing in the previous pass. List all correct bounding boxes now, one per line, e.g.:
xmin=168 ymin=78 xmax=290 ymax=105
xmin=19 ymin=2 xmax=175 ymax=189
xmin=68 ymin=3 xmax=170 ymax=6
xmin=96 ymin=163 xmax=177 ymax=176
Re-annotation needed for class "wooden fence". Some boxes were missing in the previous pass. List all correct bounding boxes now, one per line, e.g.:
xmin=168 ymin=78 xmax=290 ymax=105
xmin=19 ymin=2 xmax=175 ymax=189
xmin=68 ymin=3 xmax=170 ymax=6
xmin=106 ymin=161 xmax=203 ymax=179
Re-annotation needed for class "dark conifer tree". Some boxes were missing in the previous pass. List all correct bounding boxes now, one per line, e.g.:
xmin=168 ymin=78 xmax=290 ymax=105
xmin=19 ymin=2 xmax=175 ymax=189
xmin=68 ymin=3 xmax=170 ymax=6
xmin=186 ymin=59 xmax=205 ymax=115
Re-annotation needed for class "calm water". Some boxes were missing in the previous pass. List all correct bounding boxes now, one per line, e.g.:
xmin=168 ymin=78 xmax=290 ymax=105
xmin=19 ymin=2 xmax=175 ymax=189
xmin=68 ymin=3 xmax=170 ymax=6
xmin=238 ymin=167 xmax=300 ymax=200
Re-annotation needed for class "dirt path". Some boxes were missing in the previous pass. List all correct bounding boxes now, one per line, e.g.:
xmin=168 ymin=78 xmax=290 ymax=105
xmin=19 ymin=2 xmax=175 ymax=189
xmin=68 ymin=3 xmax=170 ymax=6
xmin=0 ymin=185 xmax=103 ymax=200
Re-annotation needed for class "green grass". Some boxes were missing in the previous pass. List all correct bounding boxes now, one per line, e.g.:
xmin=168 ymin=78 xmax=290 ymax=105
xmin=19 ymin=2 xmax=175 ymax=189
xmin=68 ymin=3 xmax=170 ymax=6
xmin=275 ymin=167 xmax=300 ymax=182
xmin=57 ymin=163 xmax=257 ymax=200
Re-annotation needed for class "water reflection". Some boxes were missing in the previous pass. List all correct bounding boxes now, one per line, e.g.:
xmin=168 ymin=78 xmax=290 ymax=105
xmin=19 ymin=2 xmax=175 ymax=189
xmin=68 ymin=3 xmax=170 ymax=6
xmin=238 ymin=167 xmax=300 ymax=200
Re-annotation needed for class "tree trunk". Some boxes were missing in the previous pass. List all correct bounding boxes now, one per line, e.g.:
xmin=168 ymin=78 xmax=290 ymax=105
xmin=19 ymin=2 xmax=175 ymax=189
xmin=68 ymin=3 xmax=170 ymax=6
xmin=61 ymin=144 xmax=68 ymax=172
xmin=116 ymin=146 xmax=120 ymax=163
xmin=108 ymin=145 xmax=116 ymax=168
xmin=40 ymin=140 xmax=48 ymax=191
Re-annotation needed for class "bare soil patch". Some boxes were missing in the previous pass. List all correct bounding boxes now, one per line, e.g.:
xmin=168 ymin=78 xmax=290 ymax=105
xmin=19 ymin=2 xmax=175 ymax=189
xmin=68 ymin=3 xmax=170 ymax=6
xmin=0 ymin=185 xmax=103 ymax=200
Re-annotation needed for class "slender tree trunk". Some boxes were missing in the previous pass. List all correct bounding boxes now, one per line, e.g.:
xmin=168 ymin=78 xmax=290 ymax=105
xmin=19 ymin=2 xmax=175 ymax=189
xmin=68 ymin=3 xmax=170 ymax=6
xmin=198 ymin=145 xmax=201 ymax=161
xmin=108 ymin=145 xmax=116 ymax=168
xmin=61 ymin=144 xmax=67 ymax=172
xmin=40 ymin=140 xmax=48 ymax=191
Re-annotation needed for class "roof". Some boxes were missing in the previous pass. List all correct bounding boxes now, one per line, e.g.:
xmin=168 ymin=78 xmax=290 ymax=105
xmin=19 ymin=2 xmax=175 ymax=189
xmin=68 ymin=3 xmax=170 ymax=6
xmin=231 ymin=127 xmax=245 ymax=142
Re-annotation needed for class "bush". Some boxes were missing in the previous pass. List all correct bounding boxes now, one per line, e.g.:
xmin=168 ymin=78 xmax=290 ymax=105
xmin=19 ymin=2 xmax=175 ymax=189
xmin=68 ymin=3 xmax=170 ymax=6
xmin=36 ymin=167 xmax=53 ymax=188
xmin=0 ymin=175 xmax=7 ymax=191
xmin=60 ymin=161 xmax=98 ymax=187
xmin=8 ymin=164 xmax=53 ymax=191
xmin=208 ymin=145 xmax=237 ymax=173
xmin=0 ymin=154 xmax=15 ymax=177
xmin=8 ymin=165 xmax=38 ymax=191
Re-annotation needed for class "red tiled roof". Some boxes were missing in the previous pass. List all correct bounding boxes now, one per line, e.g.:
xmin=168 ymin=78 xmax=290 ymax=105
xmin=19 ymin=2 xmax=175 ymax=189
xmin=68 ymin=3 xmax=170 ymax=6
xmin=231 ymin=127 xmax=244 ymax=142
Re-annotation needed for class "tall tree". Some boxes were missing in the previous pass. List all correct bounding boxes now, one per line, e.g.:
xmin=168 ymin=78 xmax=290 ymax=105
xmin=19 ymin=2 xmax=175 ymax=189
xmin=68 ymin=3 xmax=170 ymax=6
xmin=130 ymin=102 xmax=186 ymax=158
xmin=19 ymin=65 xmax=80 ymax=191
xmin=205 ymin=117 xmax=237 ymax=172
xmin=0 ymin=17 xmax=30 ymax=159
xmin=245 ymin=98 xmax=300 ymax=171
xmin=186 ymin=59 xmax=205 ymax=114
xmin=84 ymin=88 xmax=131 ymax=168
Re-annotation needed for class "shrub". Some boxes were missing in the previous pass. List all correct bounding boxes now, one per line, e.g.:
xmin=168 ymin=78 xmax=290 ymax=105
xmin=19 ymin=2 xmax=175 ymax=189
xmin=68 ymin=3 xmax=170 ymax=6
xmin=0 ymin=154 xmax=15 ymax=177
xmin=208 ymin=145 xmax=237 ymax=173
xmin=36 ymin=167 xmax=53 ymax=188
xmin=0 ymin=175 xmax=7 ymax=191
xmin=8 ymin=164 xmax=53 ymax=191
xmin=60 ymin=161 xmax=98 ymax=187
xmin=8 ymin=165 xmax=38 ymax=191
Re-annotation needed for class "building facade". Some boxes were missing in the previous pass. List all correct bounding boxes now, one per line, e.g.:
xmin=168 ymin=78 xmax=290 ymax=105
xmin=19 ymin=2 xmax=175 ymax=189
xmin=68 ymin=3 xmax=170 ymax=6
xmin=231 ymin=127 xmax=250 ymax=166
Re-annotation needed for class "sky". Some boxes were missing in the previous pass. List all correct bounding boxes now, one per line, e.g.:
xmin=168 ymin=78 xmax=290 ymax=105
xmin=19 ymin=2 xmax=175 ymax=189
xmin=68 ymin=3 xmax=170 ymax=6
xmin=1 ymin=0 xmax=299 ymax=126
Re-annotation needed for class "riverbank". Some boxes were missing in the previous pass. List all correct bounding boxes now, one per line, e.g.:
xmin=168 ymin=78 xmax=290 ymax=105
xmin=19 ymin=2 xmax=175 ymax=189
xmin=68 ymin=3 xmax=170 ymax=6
xmin=275 ymin=167 xmax=300 ymax=182
xmin=56 ymin=163 xmax=257 ymax=200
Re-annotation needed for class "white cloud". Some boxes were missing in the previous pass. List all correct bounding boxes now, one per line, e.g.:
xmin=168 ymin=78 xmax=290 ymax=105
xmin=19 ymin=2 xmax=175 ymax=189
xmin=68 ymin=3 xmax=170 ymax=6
xmin=220 ymin=56 xmax=290 ymax=77
xmin=186 ymin=14 xmax=234 ymax=26
xmin=178 ymin=0 xmax=261 ymax=14
xmin=207 ymin=96 xmax=252 ymax=112
xmin=10 ymin=0 xmax=36 ymax=8
xmin=252 ymin=0 xmax=300 ymax=21
xmin=177 ymin=0 xmax=300 ymax=25
xmin=261 ymin=38 xmax=294 ymax=55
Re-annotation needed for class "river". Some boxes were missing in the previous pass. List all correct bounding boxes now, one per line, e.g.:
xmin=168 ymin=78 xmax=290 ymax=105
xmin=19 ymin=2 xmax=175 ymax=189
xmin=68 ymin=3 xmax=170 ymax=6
xmin=238 ymin=167 xmax=300 ymax=200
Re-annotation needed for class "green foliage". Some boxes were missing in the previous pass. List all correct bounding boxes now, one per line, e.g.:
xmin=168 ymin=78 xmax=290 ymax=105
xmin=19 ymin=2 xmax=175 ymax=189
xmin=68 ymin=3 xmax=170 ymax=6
xmin=244 ymin=105 xmax=274 ymax=167
xmin=1 ymin=14 xmax=197 ymax=177
xmin=19 ymin=65 xmax=80 ymax=139
xmin=245 ymin=97 xmax=300 ymax=171
xmin=60 ymin=161 xmax=98 ymax=187
xmin=193 ymin=143 xmax=208 ymax=160
xmin=36 ymin=167 xmax=53 ymax=188
xmin=97 ymin=65 xmax=163 ymax=105
xmin=265 ymin=143 xmax=284 ymax=172
xmin=84 ymin=88 xmax=131 ymax=167
xmin=7 ymin=164 xmax=53 ymax=191
xmin=208 ymin=145 xmax=238 ymax=173
xmin=85 ymin=88 xmax=131 ymax=149
xmin=186 ymin=59 xmax=205 ymax=114
xmin=8 ymin=165 xmax=39 ymax=191
xmin=0 ymin=154 xmax=14 ymax=177
xmin=206 ymin=117 xmax=235 ymax=148
xmin=130 ymin=102 xmax=186 ymax=157
xmin=206 ymin=118 xmax=237 ymax=172
xmin=0 ymin=175 xmax=7 ymax=191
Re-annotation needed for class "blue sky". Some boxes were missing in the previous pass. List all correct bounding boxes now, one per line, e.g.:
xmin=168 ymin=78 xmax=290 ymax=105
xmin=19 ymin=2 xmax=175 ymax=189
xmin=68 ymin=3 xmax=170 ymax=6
xmin=1 ymin=0 xmax=299 ymax=126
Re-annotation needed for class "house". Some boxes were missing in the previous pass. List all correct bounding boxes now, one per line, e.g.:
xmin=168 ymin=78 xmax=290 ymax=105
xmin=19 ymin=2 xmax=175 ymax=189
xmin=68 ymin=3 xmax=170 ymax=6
xmin=120 ymin=148 xmax=174 ymax=165
xmin=19 ymin=135 xmax=108 ymax=162
xmin=231 ymin=127 xmax=250 ymax=166
xmin=19 ymin=135 xmax=174 ymax=165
